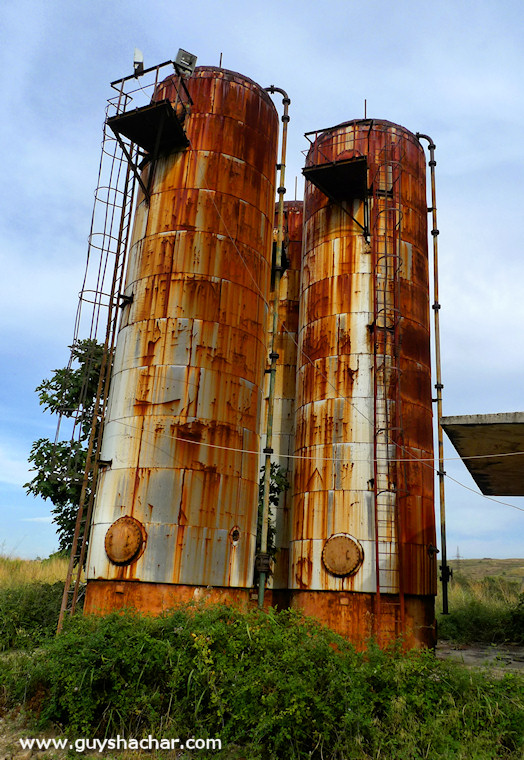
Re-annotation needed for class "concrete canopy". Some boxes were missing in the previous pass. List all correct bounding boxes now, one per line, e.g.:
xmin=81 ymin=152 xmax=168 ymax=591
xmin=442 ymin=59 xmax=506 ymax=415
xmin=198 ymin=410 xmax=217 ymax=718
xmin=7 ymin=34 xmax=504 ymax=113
xmin=441 ymin=412 xmax=524 ymax=497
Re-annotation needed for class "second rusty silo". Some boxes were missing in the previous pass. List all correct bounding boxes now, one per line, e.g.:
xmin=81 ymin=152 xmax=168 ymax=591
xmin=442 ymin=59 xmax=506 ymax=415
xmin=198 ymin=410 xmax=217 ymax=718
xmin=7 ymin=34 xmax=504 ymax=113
xmin=84 ymin=67 xmax=279 ymax=613
xmin=291 ymin=119 xmax=436 ymax=648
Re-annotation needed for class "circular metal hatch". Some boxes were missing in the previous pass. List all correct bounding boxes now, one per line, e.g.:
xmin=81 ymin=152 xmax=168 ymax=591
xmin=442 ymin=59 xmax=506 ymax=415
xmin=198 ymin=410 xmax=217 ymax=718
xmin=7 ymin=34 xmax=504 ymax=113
xmin=322 ymin=533 xmax=363 ymax=577
xmin=104 ymin=516 xmax=146 ymax=566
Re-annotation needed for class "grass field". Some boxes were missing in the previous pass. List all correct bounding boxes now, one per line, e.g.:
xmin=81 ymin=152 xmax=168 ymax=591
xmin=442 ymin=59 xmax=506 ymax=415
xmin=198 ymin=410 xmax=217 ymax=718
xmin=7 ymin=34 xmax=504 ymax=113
xmin=448 ymin=557 xmax=524 ymax=585
xmin=436 ymin=559 xmax=523 ymax=644
xmin=0 ymin=553 xmax=68 ymax=587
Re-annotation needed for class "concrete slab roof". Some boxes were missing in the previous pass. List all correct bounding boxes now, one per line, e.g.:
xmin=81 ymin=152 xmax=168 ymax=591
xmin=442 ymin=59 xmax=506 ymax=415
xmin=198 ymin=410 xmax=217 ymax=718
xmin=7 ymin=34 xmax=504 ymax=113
xmin=441 ymin=412 xmax=524 ymax=497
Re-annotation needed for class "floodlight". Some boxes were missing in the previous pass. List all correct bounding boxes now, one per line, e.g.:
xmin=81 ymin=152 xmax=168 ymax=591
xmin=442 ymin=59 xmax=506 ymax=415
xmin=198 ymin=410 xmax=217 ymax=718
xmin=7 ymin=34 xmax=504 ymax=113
xmin=175 ymin=48 xmax=197 ymax=76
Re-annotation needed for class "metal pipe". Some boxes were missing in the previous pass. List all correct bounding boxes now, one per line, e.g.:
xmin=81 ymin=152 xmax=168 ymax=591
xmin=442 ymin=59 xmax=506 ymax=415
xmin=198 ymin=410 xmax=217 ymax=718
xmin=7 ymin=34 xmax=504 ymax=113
xmin=416 ymin=133 xmax=450 ymax=615
xmin=258 ymin=86 xmax=290 ymax=607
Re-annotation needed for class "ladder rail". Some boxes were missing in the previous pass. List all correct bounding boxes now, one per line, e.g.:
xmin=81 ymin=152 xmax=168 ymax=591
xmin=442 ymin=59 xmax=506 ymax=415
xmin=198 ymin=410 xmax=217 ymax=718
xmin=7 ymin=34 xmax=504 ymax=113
xmin=57 ymin=130 xmax=137 ymax=633
xmin=56 ymin=61 xmax=191 ymax=633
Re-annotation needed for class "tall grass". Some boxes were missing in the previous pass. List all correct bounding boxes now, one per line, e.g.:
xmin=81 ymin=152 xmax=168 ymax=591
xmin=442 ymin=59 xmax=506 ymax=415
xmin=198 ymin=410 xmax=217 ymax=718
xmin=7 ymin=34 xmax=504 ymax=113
xmin=0 ymin=554 xmax=69 ymax=650
xmin=0 ymin=553 xmax=68 ymax=587
xmin=437 ymin=574 xmax=524 ymax=644
xmin=0 ymin=558 xmax=523 ymax=756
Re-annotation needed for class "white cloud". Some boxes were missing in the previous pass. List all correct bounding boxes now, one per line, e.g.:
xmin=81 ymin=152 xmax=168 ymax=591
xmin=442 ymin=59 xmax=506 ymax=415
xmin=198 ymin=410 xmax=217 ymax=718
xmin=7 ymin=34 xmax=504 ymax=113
xmin=21 ymin=516 xmax=54 ymax=523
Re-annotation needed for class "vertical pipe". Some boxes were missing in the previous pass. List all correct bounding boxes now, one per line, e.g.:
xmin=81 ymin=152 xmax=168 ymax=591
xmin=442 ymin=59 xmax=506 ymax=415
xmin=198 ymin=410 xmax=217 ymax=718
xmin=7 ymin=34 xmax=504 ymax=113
xmin=259 ymin=86 xmax=290 ymax=607
xmin=416 ymin=133 xmax=449 ymax=615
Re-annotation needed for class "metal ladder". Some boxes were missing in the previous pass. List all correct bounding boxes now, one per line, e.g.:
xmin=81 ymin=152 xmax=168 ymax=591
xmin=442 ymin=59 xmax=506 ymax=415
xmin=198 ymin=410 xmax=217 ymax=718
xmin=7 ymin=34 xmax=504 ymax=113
xmin=55 ymin=61 xmax=192 ymax=633
xmin=56 ymin=120 xmax=138 ymax=632
xmin=370 ymin=128 xmax=405 ymax=642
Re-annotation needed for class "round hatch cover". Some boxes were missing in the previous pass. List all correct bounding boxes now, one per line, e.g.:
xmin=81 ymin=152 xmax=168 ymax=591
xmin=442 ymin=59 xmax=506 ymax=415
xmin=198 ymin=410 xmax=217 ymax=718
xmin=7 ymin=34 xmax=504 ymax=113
xmin=322 ymin=533 xmax=363 ymax=577
xmin=104 ymin=516 xmax=145 ymax=566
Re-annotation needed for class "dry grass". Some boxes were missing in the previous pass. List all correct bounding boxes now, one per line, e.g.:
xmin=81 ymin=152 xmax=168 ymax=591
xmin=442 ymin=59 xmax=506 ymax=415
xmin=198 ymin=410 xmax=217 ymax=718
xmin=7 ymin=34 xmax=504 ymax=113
xmin=446 ymin=575 xmax=521 ymax=608
xmin=437 ymin=572 xmax=523 ymax=644
xmin=0 ymin=554 xmax=69 ymax=588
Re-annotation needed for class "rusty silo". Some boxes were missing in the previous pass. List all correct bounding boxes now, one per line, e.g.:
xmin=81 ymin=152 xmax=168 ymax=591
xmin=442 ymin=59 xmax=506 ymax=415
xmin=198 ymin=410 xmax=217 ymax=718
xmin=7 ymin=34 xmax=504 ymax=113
xmin=291 ymin=119 xmax=436 ymax=648
xmin=84 ymin=67 xmax=279 ymax=614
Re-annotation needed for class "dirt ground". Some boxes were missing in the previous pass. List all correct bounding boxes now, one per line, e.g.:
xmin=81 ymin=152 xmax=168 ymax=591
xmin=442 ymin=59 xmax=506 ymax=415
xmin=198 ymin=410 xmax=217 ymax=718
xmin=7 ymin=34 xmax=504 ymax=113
xmin=436 ymin=640 xmax=524 ymax=674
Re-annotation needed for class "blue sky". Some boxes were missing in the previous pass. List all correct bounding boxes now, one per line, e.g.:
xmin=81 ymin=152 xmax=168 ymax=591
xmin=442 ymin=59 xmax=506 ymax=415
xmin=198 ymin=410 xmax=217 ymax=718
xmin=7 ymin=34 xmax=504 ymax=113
xmin=1 ymin=0 xmax=523 ymax=559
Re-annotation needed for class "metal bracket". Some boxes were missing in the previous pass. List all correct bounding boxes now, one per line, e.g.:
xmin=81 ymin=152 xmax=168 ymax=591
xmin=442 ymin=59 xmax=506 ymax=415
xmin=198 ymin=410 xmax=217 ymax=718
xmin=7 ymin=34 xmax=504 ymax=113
xmin=119 ymin=293 xmax=134 ymax=308
xmin=255 ymin=553 xmax=271 ymax=573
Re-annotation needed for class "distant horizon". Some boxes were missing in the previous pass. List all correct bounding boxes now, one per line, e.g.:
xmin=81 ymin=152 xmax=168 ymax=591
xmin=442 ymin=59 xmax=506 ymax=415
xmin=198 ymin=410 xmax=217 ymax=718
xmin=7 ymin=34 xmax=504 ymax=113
xmin=2 ymin=551 xmax=523 ymax=563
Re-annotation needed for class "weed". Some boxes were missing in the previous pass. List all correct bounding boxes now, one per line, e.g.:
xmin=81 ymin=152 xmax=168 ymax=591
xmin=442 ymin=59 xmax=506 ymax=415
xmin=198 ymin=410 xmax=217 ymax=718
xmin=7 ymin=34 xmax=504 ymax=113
xmin=0 ymin=605 xmax=522 ymax=759
xmin=0 ymin=582 xmax=64 ymax=651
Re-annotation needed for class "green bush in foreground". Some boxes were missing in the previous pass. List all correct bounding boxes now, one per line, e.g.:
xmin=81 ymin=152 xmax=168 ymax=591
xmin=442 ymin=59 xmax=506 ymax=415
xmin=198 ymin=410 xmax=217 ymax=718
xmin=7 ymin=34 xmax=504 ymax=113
xmin=1 ymin=605 xmax=523 ymax=759
xmin=0 ymin=581 xmax=64 ymax=651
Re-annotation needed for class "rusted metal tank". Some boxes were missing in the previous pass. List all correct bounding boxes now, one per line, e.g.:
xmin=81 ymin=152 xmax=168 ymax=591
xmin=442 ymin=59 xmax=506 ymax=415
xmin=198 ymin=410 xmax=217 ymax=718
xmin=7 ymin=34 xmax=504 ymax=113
xmin=85 ymin=67 xmax=278 ymax=614
xmin=292 ymin=119 xmax=436 ymax=648
xmin=262 ymin=200 xmax=303 ymax=598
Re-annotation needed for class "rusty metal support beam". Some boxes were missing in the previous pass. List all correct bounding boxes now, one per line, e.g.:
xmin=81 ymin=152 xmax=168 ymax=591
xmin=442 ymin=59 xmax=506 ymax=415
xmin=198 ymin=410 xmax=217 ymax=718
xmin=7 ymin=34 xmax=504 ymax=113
xmin=111 ymin=133 xmax=150 ymax=203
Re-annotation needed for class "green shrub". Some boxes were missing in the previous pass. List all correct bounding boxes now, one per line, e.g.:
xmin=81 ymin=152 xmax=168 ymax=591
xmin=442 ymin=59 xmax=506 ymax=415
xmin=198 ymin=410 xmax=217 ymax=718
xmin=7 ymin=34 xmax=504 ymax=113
xmin=0 ymin=582 xmax=64 ymax=651
xmin=0 ymin=605 xmax=522 ymax=759
xmin=510 ymin=594 xmax=524 ymax=640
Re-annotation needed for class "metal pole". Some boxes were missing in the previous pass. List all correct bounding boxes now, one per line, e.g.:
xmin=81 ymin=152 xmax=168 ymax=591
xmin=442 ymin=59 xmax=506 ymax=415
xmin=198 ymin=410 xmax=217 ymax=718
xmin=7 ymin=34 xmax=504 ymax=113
xmin=258 ymin=86 xmax=290 ymax=608
xmin=416 ymin=133 xmax=450 ymax=614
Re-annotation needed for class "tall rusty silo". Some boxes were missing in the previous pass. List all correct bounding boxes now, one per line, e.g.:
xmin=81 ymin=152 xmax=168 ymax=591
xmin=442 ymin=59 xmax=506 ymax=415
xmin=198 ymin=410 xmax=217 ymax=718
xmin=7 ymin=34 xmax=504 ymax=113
xmin=84 ymin=67 xmax=279 ymax=614
xmin=291 ymin=119 xmax=436 ymax=648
